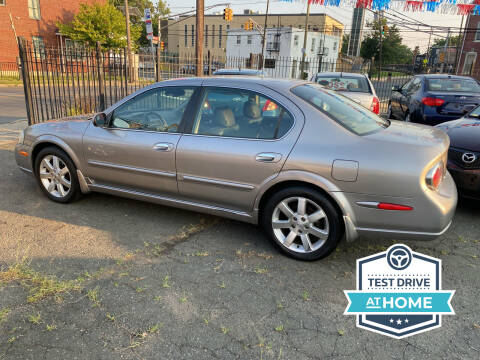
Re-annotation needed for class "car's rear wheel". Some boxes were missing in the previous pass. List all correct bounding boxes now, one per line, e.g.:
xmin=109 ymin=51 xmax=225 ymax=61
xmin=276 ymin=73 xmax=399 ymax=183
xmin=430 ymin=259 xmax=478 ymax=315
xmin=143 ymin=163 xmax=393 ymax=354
xmin=262 ymin=187 xmax=343 ymax=261
xmin=386 ymin=103 xmax=393 ymax=119
xmin=34 ymin=147 xmax=80 ymax=203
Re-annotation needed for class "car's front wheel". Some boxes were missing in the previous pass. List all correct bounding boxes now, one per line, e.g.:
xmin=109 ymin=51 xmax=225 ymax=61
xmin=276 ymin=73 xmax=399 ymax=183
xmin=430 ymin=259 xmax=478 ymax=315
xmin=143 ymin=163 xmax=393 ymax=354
xmin=262 ymin=187 xmax=343 ymax=260
xmin=34 ymin=147 xmax=80 ymax=203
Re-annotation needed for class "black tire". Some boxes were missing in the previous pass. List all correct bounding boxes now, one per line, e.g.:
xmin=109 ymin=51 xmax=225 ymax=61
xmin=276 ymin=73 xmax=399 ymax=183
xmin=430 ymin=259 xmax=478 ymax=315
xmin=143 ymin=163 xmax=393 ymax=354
xmin=261 ymin=186 xmax=343 ymax=261
xmin=34 ymin=146 xmax=80 ymax=203
xmin=386 ymin=103 xmax=395 ymax=120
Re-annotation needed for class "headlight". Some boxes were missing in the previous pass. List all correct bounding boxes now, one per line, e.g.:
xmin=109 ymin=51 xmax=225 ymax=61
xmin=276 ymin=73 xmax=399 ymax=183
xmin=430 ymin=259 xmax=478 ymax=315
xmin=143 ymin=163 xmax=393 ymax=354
xmin=18 ymin=130 xmax=25 ymax=144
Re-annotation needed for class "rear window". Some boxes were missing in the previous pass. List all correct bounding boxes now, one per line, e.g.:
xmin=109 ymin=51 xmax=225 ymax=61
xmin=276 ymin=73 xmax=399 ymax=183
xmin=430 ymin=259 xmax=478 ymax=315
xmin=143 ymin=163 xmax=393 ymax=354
xmin=426 ymin=78 xmax=480 ymax=92
xmin=291 ymin=83 xmax=389 ymax=135
xmin=314 ymin=76 xmax=370 ymax=93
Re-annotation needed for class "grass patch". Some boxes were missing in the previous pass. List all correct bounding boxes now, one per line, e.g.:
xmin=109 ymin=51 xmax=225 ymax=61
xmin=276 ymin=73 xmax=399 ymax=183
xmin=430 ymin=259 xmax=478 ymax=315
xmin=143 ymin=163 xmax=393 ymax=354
xmin=86 ymin=286 xmax=100 ymax=306
xmin=28 ymin=312 xmax=41 ymax=325
xmin=0 ymin=308 xmax=10 ymax=323
xmin=0 ymin=263 xmax=81 ymax=303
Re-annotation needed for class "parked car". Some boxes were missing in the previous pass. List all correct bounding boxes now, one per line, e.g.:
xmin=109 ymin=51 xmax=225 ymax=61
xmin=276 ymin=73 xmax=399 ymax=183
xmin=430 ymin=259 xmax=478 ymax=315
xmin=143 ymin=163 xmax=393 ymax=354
xmin=387 ymin=74 xmax=480 ymax=125
xmin=15 ymin=78 xmax=457 ymax=260
xmin=436 ymin=105 xmax=480 ymax=199
xmin=311 ymin=72 xmax=380 ymax=114
xmin=213 ymin=69 xmax=267 ymax=76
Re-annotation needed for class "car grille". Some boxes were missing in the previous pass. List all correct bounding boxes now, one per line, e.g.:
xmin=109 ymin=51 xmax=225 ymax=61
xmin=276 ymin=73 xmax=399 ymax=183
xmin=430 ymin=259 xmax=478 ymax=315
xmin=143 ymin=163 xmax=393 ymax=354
xmin=448 ymin=147 xmax=480 ymax=169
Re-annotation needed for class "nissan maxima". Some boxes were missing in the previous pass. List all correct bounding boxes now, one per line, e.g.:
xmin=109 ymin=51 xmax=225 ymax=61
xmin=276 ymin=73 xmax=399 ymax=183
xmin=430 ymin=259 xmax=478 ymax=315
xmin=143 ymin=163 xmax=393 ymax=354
xmin=15 ymin=78 xmax=457 ymax=260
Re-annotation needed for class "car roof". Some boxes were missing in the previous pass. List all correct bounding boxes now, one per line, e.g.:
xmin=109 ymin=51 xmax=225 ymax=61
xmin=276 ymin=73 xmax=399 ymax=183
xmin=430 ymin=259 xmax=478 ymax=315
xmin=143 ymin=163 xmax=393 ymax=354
xmin=314 ymin=72 xmax=367 ymax=78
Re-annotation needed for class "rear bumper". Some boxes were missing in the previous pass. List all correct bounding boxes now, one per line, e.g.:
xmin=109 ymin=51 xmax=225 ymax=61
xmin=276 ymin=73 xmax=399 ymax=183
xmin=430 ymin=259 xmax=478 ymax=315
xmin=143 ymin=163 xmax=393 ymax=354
xmin=341 ymin=172 xmax=457 ymax=242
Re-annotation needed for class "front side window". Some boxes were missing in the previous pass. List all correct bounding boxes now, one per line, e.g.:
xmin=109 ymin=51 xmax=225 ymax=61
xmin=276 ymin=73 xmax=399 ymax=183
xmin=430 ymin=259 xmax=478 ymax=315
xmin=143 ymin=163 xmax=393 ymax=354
xmin=28 ymin=0 xmax=41 ymax=20
xmin=192 ymin=87 xmax=294 ymax=139
xmin=111 ymin=87 xmax=195 ymax=132
xmin=292 ymin=84 xmax=389 ymax=135
xmin=315 ymin=76 xmax=371 ymax=93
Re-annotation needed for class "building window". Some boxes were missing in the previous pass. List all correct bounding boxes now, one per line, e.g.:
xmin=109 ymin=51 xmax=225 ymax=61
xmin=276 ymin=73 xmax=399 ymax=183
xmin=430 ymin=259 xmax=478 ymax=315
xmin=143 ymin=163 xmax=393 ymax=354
xmin=205 ymin=25 xmax=209 ymax=47
xmin=32 ymin=36 xmax=45 ymax=58
xmin=247 ymin=35 xmax=252 ymax=44
xmin=463 ymin=52 xmax=477 ymax=75
xmin=212 ymin=25 xmax=215 ymax=48
xmin=0 ymin=0 xmax=5 ymax=6
xmin=227 ymin=25 xmax=230 ymax=30
xmin=333 ymin=42 xmax=337 ymax=51
xmin=265 ymin=59 xmax=276 ymax=69
xmin=184 ymin=25 xmax=188 ymax=47
xmin=237 ymin=35 xmax=241 ymax=45
xmin=294 ymin=35 xmax=299 ymax=46
xmin=191 ymin=25 xmax=195 ymax=47
xmin=28 ymin=0 xmax=41 ymax=20
xmin=476 ymin=22 xmax=480 ymax=41
xmin=219 ymin=25 xmax=223 ymax=48
xmin=311 ymin=38 xmax=315 ymax=52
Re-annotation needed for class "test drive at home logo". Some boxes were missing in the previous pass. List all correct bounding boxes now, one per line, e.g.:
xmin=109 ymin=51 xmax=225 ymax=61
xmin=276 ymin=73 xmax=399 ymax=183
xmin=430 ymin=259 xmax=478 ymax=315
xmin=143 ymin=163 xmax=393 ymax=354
xmin=344 ymin=244 xmax=455 ymax=339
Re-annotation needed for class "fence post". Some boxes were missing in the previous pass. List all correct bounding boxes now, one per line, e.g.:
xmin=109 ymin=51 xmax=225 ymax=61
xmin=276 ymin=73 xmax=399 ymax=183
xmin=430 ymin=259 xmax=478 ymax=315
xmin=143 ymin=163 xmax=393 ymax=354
xmin=17 ymin=37 xmax=34 ymax=125
xmin=96 ymin=42 xmax=105 ymax=111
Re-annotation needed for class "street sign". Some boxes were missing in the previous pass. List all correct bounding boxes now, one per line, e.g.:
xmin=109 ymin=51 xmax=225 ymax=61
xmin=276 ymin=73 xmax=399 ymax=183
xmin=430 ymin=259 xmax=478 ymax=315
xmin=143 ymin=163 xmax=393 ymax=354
xmin=144 ymin=8 xmax=153 ymax=39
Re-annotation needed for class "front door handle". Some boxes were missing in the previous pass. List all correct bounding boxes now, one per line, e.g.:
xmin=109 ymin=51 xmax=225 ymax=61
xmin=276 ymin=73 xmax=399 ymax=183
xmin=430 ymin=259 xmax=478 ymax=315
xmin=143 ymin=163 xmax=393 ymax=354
xmin=255 ymin=152 xmax=281 ymax=163
xmin=153 ymin=143 xmax=174 ymax=152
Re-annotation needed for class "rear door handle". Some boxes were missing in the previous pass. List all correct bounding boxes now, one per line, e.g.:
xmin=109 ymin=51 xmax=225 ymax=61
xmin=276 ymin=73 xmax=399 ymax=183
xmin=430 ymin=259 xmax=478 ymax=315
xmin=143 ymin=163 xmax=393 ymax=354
xmin=153 ymin=143 xmax=174 ymax=152
xmin=255 ymin=153 xmax=281 ymax=163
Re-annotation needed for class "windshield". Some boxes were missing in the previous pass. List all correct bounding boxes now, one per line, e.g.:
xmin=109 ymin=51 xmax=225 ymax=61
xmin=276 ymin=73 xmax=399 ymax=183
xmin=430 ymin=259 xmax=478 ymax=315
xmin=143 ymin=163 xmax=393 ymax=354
xmin=291 ymin=83 xmax=389 ymax=135
xmin=315 ymin=76 xmax=371 ymax=93
xmin=426 ymin=78 xmax=480 ymax=93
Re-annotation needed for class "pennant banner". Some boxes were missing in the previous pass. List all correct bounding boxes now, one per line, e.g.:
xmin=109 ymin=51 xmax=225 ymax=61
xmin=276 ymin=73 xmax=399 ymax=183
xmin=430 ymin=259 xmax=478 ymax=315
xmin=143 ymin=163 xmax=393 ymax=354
xmin=276 ymin=0 xmax=480 ymax=13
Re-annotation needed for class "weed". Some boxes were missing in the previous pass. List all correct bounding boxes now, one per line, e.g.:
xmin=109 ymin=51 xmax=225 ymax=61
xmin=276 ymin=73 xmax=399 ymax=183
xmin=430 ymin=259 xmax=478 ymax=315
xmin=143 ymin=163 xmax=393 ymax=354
xmin=28 ymin=313 xmax=41 ymax=325
xmin=0 ymin=263 xmax=81 ymax=303
xmin=254 ymin=267 xmax=268 ymax=274
xmin=153 ymin=295 xmax=162 ymax=302
xmin=218 ymin=281 xmax=226 ymax=289
xmin=338 ymin=329 xmax=345 ymax=336
xmin=106 ymin=313 xmax=115 ymax=322
xmin=136 ymin=287 xmax=145 ymax=293
xmin=87 ymin=286 xmax=100 ymax=306
xmin=179 ymin=294 xmax=188 ymax=303
xmin=221 ymin=325 xmax=229 ymax=334
xmin=277 ymin=302 xmax=284 ymax=309
xmin=275 ymin=325 xmax=284 ymax=332
xmin=203 ymin=318 xmax=209 ymax=325
xmin=302 ymin=291 xmax=310 ymax=301
xmin=162 ymin=275 xmax=170 ymax=288
xmin=0 ymin=308 xmax=10 ymax=322
xmin=195 ymin=251 xmax=209 ymax=257
xmin=148 ymin=324 xmax=161 ymax=333
xmin=8 ymin=336 xmax=15 ymax=343
xmin=46 ymin=323 xmax=57 ymax=331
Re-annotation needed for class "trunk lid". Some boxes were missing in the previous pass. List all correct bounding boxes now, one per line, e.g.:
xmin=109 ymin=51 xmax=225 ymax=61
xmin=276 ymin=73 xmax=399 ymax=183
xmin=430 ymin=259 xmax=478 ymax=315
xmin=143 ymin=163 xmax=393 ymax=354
xmin=338 ymin=91 xmax=373 ymax=109
xmin=426 ymin=91 xmax=480 ymax=116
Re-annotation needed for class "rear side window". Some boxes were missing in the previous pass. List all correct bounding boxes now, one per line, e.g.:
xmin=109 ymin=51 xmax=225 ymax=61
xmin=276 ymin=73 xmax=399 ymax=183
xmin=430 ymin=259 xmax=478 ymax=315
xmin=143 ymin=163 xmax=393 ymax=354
xmin=291 ymin=84 xmax=389 ymax=135
xmin=426 ymin=78 xmax=480 ymax=92
xmin=315 ymin=76 xmax=370 ymax=93
xmin=192 ymin=87 xmax=294 ymax=139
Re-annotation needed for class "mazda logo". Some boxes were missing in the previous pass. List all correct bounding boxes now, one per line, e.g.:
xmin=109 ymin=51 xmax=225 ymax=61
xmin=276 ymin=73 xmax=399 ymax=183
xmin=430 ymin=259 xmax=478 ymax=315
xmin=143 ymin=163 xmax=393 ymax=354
xmin=462 ymin=152 xmax=477 ymax=164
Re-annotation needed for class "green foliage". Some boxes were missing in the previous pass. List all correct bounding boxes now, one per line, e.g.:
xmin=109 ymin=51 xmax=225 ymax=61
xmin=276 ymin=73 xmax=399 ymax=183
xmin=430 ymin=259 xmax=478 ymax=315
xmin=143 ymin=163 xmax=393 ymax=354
xmin=432 ymin=35 xmax=460 ymax=48
xmin=360 ymin=18 xmax=413 ymax=65
xmin=57 ymin=2 xmax=141 ymax=49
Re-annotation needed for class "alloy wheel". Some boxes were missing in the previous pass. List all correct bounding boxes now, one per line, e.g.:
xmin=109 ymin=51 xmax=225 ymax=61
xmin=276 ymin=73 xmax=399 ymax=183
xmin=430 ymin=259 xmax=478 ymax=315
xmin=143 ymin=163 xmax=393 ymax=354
xmin=271 ymin=196 xmax=330 ymax=253
xmin=39 ymin=155 xmax=71 ymax=198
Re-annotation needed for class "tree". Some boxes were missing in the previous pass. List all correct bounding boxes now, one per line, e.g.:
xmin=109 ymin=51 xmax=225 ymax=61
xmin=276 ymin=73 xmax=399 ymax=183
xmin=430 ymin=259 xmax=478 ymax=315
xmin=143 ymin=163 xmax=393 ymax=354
xmin=432 ymin=35 xmax=460 ymax=48
xmin=360 ymin=18 xmax=413 ymax=65
xmin=57 ymin=2 xmax=141 ymax=49
xmin=111 ymin=0 xmax=170 ymax=47
xmin=341 ymin=34 xmax=350 ymax=55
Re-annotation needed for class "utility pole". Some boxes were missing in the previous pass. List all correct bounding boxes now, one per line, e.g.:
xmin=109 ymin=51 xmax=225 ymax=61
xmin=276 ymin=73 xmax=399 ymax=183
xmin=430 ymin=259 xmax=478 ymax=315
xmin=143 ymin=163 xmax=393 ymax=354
xmin=196 ymin=0 xmax=204 ymax=77
xmin=124 ymin=0 xmax=133 ymax=81
xmin=378 ymin=11 xmax=382 ymax=81
xmin=261 ymin=0 xmax=270 ymax=70
xmin=442 ymin=27 xmax=450 ymax=73
xmin=300 ymin=0 xmax=311 ymax=80
xmin=454 ymin=16 xmax=464 ymax=75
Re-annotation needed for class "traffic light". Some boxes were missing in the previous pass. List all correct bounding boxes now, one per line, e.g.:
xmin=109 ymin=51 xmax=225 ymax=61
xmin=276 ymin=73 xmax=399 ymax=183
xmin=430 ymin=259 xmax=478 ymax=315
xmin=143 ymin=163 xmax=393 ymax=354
xmin=160 ymin=41 xmax=165 ymax=51
xmin=381 ymin=25 xmax=388 ymax=35
xmin=244 ymin=19 xmax=254 ymax=30
xmin=223 ymin=8 xmax=233 ymax=21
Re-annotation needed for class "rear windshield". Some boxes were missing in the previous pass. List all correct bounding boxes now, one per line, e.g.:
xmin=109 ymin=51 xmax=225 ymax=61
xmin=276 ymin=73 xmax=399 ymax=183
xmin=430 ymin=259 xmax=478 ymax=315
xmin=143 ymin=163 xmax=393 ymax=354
xmin=314 ymin=76 xmax=370 ymax=93
xmin=291 ymin=83 xmax=389 ymax=135
xmin=426 ymin=78 xmax=480 ymax=92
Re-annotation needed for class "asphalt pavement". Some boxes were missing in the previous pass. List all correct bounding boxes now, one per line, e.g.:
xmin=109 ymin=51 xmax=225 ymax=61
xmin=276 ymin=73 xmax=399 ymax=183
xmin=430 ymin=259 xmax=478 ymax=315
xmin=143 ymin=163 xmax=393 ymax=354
xmin=0 ymin=87 xmax=27 ymax=124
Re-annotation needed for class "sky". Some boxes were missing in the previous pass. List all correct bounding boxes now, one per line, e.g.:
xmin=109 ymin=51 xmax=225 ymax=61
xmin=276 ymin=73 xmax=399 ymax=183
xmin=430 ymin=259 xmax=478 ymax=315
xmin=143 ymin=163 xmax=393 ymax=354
xmin=161 ymin=0 xmax=463 ymax=52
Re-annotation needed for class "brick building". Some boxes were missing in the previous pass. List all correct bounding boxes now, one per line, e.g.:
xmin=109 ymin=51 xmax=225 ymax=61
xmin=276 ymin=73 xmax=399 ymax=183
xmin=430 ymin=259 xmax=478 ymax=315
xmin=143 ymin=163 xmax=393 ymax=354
xmin=458 ymin=14 xmax=480 ymax=77
xmin=0 ymin=0 xmax=99 ymax=63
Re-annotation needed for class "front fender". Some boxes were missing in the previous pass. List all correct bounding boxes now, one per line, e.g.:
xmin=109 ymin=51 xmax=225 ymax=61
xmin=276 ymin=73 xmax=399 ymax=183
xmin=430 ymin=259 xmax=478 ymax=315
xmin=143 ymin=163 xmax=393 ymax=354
xmin=31 ymin=135 xmax=83 ymax=171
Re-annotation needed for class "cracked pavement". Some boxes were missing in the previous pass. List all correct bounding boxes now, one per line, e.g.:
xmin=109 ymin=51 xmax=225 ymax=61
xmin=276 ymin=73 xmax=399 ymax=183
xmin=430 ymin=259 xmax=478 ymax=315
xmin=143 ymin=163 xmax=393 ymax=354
xmin=0 ymin=120 xmax=479 ymax=359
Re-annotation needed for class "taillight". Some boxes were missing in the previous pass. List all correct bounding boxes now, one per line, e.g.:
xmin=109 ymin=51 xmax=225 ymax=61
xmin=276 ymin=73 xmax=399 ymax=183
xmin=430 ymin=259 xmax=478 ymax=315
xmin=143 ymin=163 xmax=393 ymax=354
xmin=422 ymin=97 xmax=445 ymax=107
xmin=371 ymin=97 xmax=380 ymax=114
xmin=426 ymin=162 xmax=444 ymax=191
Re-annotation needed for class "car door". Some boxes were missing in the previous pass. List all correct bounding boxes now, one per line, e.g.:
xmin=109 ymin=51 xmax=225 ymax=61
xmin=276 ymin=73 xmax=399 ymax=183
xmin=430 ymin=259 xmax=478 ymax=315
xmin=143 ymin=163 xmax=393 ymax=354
xmin=175 ymin=82 xmax=304 ymax=213
xmin=390 ymin=78 xmax=413 ymax=119
xmin=82 ymin=85 xmax=198 ymax=196
xmin=399 ymin=77 xmax=422 ymax=119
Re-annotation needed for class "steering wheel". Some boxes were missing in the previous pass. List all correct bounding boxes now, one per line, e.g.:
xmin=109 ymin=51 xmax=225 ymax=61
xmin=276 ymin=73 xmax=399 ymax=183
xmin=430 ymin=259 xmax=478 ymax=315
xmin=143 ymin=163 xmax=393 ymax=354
xmin=145 ymin=112 xmax=168 ymax=131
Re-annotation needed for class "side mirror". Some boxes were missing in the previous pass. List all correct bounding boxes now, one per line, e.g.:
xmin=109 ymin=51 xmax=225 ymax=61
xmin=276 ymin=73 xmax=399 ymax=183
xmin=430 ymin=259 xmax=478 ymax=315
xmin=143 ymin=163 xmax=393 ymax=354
xmin=392 ymin=85 xmax=401 ymax=92
xmin=93 ymin=113 xmax=107 ymax=127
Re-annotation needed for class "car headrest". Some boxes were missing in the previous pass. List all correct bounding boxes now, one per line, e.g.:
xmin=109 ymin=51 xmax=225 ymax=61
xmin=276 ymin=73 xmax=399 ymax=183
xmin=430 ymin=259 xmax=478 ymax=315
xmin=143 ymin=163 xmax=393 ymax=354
xmin=214 ymin=106 xmax=236 ymax=127
xmin=243 ymin=101 xmax=261 ymax=119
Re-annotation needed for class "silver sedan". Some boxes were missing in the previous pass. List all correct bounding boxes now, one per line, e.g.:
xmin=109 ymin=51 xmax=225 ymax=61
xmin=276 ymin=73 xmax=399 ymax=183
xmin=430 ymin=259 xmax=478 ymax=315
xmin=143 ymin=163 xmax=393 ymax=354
xmin=15 ymin=77 xmax=457 ymax=260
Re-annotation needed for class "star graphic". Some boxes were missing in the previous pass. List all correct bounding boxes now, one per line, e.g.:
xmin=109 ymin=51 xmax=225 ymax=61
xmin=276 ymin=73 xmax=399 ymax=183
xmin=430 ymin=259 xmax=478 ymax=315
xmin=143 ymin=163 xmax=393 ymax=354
xmin=396 ymin=319 xmax=402 ymax=325
xmin=389 ymin=318 xmax=394 ymax=323
xmin=405 ymin=318 xmax=409 ymax=324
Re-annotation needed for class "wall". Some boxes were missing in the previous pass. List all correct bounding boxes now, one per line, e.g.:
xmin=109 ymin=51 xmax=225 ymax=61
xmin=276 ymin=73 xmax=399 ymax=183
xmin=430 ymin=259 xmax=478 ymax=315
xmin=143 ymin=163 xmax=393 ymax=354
xmin=458 ymin=14 xmax=480 ymax=77
xmin=0 ymin=0 xmax=101 ymax=63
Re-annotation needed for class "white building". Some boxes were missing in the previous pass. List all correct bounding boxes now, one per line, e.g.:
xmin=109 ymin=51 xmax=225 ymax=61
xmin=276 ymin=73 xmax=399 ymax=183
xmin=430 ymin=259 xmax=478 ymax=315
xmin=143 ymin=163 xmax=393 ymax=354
xmin=226 ymin=27 xmax=341 ymax=78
